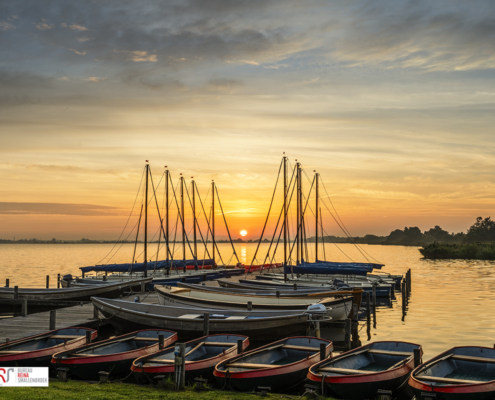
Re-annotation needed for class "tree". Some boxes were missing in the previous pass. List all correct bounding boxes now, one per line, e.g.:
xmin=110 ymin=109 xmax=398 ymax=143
xmin=466 ymin=217 xmax=495 ymax=242
xmin=424 ymin=226 xmax=452 ymax=243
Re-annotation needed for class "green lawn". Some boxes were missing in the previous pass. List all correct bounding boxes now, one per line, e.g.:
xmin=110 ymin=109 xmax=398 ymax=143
xmin=0 ymin=381 xmax=335 ymax=400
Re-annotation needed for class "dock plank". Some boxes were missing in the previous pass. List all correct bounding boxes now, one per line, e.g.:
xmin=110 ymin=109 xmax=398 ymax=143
xmin=0 ymin=293 xmax=158 ymax=343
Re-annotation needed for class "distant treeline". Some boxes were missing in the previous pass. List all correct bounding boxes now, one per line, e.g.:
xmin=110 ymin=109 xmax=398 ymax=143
xmin=0 ymin=237 xmax=272 ymax=244
xmin=307 ymin=216 xmax=495 ymax=247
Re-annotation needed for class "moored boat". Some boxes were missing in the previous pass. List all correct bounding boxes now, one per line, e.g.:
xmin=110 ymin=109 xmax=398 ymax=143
xmin=51 ymin=329 xmax=177 ymax=380
xmin=91 ymin=297 xmax=323 ymax=343
xmin=214 ymin=336 xmax=333 ymax=392
xmin=155 ymin=285 xmax=353 ymax=320
xmin=0 ymin=327 xmax=97 ymax=367
xmin=408 ymin=346 xmax=495 ymax=400
xmin=132 ymin=334 xmax=249 ymax=381
xmin=307 ymin=341 xmax=422 ymax=399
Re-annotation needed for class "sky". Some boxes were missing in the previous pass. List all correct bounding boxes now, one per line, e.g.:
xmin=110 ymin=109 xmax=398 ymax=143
xmin=1 ymin=0 xmax=495 ymax=241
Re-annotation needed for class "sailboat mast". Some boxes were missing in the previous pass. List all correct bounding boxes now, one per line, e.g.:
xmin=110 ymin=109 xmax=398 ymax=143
xmin=315 ymin=171 xmax=319 ymax=262
xmin=181 ymin=175 xmax=185 ymax=261
xmin=192 ymin=178 xmax=197 ymax=261
xmin=165 ymin=167 xmax=169 ymax=261
xmin=296 ymin=161 xmax=301 ymax=264
xmin=212 ymin=180 xmax=215 ymax=266
xmin=283 ymin=156 xmax=288 ymax=281
xmin=144 ymin=162 xmax=149 ymax=278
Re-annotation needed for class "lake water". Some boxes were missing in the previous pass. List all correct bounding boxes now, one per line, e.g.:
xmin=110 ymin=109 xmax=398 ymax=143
xmin=1 ymin=242 xmax=494 ymax=359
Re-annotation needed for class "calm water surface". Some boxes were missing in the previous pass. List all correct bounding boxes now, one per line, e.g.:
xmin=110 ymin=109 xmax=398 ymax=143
xmin=1 ymin=243 xmax=494 ymax=359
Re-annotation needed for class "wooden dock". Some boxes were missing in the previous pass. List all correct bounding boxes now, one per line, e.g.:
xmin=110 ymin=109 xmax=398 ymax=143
xmin=0 ymin=292 xmax=158 ymax=343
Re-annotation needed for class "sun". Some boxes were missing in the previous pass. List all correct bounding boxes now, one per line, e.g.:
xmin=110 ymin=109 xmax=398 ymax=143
xmin=240 ymin=230 xmax=247 ymax=237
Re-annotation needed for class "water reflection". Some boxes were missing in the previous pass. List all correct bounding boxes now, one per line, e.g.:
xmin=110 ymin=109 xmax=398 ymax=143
xmin=1 ymin=243 xmax=495 ymax=359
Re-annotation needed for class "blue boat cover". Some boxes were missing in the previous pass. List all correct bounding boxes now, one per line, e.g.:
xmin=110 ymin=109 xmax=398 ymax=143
xmin=80 ymin=259 xmax=215 ymax=274
xmin=315 ymin=260 xmax=384 ymax=270
xmin=283 ymin=260 xmax=381 ymax=276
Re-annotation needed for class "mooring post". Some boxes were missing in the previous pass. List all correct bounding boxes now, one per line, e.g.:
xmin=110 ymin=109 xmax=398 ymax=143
xmin=237 ymin=339 xmax=243 ymax=354
xmin=49 ymin=310 xmax=56 ymax=330
xmin=351 ymin=303 xmax=359 ymax=343
xmin=14 ymin=286 xmax=18 ymax=300
xmin=247 ymin=301 xmax=252 ymax=311
xmin=46 ymin=275 xmax=49 ymax=289
xmin=141 ymin=281 xmax=146 ymax=292
xmin=179 ymin=343 xmax=186 ymax=389
xmin=366 ymin=292 xmax=371 ymax=339
xmin=408 ymin=269 xmax=412 ymax=294
xmin=344 ymin=318 xmax=351 ymax=351
xmin=203 ymin=313 xmax=210 ymax=336
xmin=57 ymin=274 xmax=60 ymax=288
xmin=414 ymin=348 xmax=421 ymax=368
xmin=314 ymin=320 xmax=321 ymax=338
xmin=103 ymin=275 xmax=107 ymax=282
xmin=174 ymin=343 xmax=186 ymax=390
xmin=21 ymin=298 xmax=28 ymax=317
xmin=276 ymin=290 xmax=280 ymax=298
xmin=159 ymin=334 xmax=164 ymax=350
xmin=320 ymin=343 xmax=326 ymax=361
xmin=372 ymin=286 xmax=377 ymax=327
xmin=5 ymin=279 xmax=9 ymax=288
xmin=85 ymin=330 xmax=92 ymax=344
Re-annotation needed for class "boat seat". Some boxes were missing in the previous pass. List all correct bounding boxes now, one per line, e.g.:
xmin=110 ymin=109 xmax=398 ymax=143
xmin=282 ymin=345 xmax=320 ymax=352
xmin=452 ymin=355 xmax=495 ymax=364
xmin=203 ymin=342 xmax=236 ymax=347
xmin=178 ymin=314 xmax=203 ymax=319
xmin=225 ymin=316 xmax=246 ymax=320
xmin=368 ymin=349 xmax=413 ymax=357
xmin=134 ymin=338 xmax=159 ymax=342
xmin=318 ymin=367 xmax=369 ymax=374
xmin=146 ymin=359 xmax=192 ymax=364
xmin=50 ymin=335 xmax=86 ymax=339
xmin=416 ymin=375 xmax=485 ymax=384
xmin=72 ymin=353 xmax=100 ymax=357
xmin=226 ymin=363 xmax=279 ymax=369
xmin=0 ymin=350 xmax=28 ymax=354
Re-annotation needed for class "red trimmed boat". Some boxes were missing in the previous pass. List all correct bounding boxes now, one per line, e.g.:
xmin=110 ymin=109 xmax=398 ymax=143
xmin=307 ymin=341 xmax=422 ymax=399
xmin=52 ymin=329 xmax=177 ymax=380
xmin=0 ymin=327 xmax=97 ymax=367
xmin=132 ymin=334 xmax=249 ymax=381
xmin=214 ymin=336 xmax=333 ymax=392
xmin=408 ymin=345 xmax=495 ymax=400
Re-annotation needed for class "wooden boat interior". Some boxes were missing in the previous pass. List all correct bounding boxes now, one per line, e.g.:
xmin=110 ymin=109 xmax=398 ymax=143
xmin=414 ymin=347 xmax=495 ymax=386
xmin=62 ymin=330 xmax=175 ymax=357
xmin=139 ymin=335 xmax=247 ymax=367
xmin=218 ymin=337 xmax=330 ymax=372
xmin=0 ymin=328 xmax=90 ymax=354
xmin=316 ymin=342 xmax=419 ymax=376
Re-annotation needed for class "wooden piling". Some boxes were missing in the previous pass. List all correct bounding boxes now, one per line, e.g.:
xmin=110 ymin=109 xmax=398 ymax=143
xmin=85 ymin=330 xmax=92 ymax=344
xmin=21 ymin=298 xmax=28 ymax=317
xmin=5 ymin=279 xmax=9 ymax=288
xmin=372 ymin=286 xmax=377 ymax=327
xmin=57 ymin=274 xmax=60 ymax=288
xmin=49 ymin=310 xmax=56 ymax=330
xmin=414 ymin=348 xmax=421 ymax=368
xmin=366 ymin=292 xmax=371 ymax=340
xmin=237 ymin=339 xmax=243 ymax=354
xmin=179 ymin=343 xmax=186 ymax=388
xmin=14 ymin=286 xmax=18 ymax=300
xmin=247 ymin=301 xmax=252 ymax=311
xmin=159 ymin=334 xmax=164 ymax=350
xmin=351 ymin=304 xmax=359 ymax=343
xmin=344 ymin=318 xmax=351 ymax=351
xmin=203 ymin=313 xmax=210 ymax=336
xmin=46 ymin=275 xmax=49 ymax=289
xmin=320 ymin=343 xmax=326 ymax=360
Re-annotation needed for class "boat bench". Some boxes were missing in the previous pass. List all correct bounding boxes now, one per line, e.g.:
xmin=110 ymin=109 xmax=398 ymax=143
xmin=225 ymin=316 xmax=246 ymax=320
xmin=226 ymin=362 xmax=278 ymax=369
xmin=417 ymin=375 xmax=485 ymax=384
xmin=146 ymin=359 xmax=192 ymax=364
xmin=50 ymin=335 xmax=86 ymax=339
xmin=134 ymin=338 xmax=159 ymax=342
xmin=178 ymin=314 xmax=203 ymax=319
xmin=282 ymin=345 xmax=321 ymax=352
xmin=203 ymin=342 xmax=236 ymax=347
xmin=452 ymin=355 xmax=495 ymax=364
xmin=368 ymin=349 xmax=413 ymax=357
xmin=318 ymin=367 xmax=368 ymax=374
xmin=0 ymin=350 xmax=27 ymax=354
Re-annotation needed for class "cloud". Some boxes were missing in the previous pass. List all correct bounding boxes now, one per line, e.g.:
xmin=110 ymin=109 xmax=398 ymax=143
xmin=35 ymin=22 xmax=53 ymax=30
xmin=206 ymin=78 xmax=243 ymax=92
xmin=88 ymin=77 xmax=104 ymax=82
xmin=0 ymin=202 xmax=122 ymax=216
xmin=123 ymin=51 xmax=157 ymax=62
xmin=0 ymin=21 xmax=14 ymax=30
xmin=69 ymin=48 xmax=87 ymax=55
xmin=240 ymin=60 xmax=260 ymax=66
xmin=0 ymin=71 xmax=52 ymax=88
xmin=69 ymin=24 xmax=87 ymax=31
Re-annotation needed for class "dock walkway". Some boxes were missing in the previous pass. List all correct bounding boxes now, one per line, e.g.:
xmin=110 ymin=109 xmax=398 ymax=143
xmin=0 ymin=292 xmax=158 ymax=343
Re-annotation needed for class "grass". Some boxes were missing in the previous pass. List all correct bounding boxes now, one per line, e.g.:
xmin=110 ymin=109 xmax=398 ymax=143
xmin=0 ymin=380 xmax=336 ymax=400
xmin=419 ymin=242 xmax=495 ymax=260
